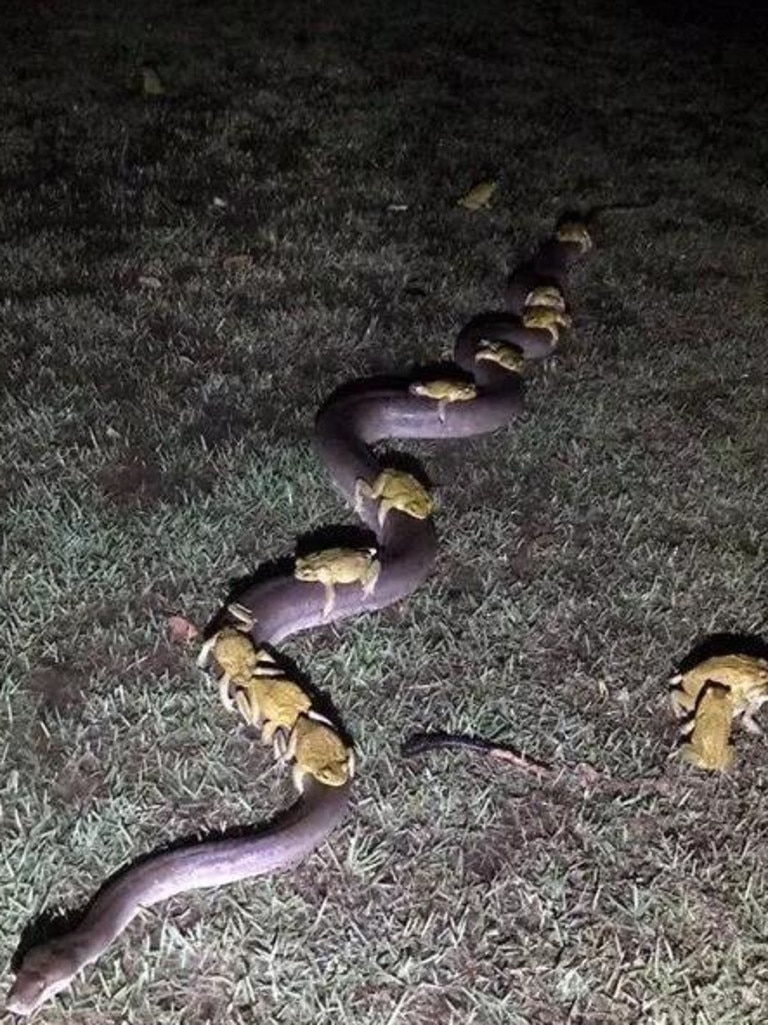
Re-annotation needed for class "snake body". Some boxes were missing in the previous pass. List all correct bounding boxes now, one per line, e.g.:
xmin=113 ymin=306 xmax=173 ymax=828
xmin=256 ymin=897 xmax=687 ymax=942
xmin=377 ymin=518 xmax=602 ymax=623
xmin=6 ymin=782 xmax=348 ymax=1015
xmin=7 ymin=219 xmax=590 ymax=1016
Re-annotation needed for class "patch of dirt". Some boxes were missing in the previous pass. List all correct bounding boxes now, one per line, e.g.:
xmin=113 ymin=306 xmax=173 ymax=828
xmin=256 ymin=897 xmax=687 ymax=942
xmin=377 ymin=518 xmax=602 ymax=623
xmin=508 ymin=520 xmax=558 ymax=579
xmin=51 ymin=753 xmax=109 ymax=805
xmin=97 ymin=455 xmax=164 ymax=506
xmin=27 ymin=720 xmax=69 ymax=767
xmin=463 ymin=797 xmax=573 ymax=884
xmin=26 ymin=662 xmax=87 ymax=713
xmin=132 ymin=643 xmax=187 ymax=682
xmin=181 ymin=400 xmax=253 ymax=451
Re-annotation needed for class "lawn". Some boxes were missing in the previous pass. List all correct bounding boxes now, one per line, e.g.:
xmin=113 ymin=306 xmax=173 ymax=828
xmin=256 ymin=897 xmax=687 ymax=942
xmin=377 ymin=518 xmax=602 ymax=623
xmin=1 ymin=1 xmax=767 ymax=1022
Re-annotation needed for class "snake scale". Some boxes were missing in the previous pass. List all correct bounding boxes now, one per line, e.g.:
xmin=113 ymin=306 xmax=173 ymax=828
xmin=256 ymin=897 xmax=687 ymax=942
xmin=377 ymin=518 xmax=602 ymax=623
xmin=7 ymin=214 xmax=592 ymax=1015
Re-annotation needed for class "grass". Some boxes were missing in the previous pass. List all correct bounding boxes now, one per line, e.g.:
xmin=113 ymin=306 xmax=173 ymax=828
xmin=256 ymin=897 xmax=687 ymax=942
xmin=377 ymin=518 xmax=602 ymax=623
xmin=1 ymin=0 xmax=768 ymax=1021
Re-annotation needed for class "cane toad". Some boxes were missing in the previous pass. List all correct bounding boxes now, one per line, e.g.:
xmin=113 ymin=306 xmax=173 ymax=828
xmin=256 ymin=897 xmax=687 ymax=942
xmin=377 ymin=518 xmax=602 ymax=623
xmin=294 ymin=546 xmax=380 ymax=618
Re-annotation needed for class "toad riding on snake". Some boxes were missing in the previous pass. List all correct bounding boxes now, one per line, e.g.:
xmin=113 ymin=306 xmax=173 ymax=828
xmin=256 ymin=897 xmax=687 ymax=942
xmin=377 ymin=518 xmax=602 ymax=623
xmin=7 ymin=213 xmax=594 ymax=1016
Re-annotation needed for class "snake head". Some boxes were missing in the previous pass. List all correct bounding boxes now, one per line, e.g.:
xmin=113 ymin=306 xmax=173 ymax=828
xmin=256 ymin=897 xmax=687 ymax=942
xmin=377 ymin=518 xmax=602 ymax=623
xmin=6 ymin=940 xmax=84 ymax=1017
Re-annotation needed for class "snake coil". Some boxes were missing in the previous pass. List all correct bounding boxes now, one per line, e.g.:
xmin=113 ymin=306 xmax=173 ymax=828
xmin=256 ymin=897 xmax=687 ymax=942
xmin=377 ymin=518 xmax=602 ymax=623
xmin=7 ymin=215 xmax=592 ymax=1016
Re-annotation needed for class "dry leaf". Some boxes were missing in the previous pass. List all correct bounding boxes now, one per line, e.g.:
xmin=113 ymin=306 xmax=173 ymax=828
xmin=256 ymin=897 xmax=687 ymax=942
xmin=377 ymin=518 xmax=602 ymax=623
xmin=167 ymin=615 xmax=199 ymax=645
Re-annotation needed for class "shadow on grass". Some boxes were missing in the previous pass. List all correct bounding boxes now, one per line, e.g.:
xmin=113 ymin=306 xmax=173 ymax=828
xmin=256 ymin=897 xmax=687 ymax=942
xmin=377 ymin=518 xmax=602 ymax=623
xmin=673 ymin=632 xmax=768 ymax=674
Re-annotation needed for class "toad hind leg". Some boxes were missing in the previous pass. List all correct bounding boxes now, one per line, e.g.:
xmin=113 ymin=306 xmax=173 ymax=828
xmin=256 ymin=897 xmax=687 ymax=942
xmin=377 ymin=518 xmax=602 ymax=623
xmin=261 ymin=718 xmax=284 ymax=746
xmin=235 ymin=688 xmax=262 ymax=729
xmin=196 ymin=634 xmax=218 ymax=670
xmin=377 ymin=498 xmax=393 ymax=528
xmin=322 ymin=581 xmax=336 ymax=619
xmin=354 ymin=478 xmax=374 ymax=514
xmin=219 ymin=674 xmax=236 ymax=712
xmin=740 ymin=707 xmax=765 ymax=736
xmin=291 ymin=764 xmax=308 ymax=793
xmin=273 ymin=728 xmax=290 ymax=761
xmin=362 ymin=561 xmax=380 ymax=598
xmin=669 ymin=682 xmax=695 ymax=718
